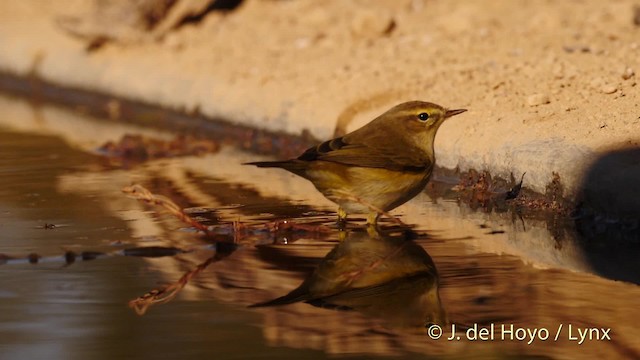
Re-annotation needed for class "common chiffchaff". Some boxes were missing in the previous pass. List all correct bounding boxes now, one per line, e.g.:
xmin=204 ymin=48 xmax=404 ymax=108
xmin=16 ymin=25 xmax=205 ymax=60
xmin=246 ymin=101 xmax=466 ymax=223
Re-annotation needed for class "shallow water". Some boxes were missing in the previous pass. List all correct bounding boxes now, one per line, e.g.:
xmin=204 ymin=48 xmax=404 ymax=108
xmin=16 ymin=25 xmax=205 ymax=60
xmin=0 ymin=94 xmax=638 ymax=360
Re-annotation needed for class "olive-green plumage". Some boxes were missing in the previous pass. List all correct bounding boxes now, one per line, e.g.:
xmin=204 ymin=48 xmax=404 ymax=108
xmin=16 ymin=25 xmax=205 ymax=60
xmin=246 ymin=101 xmax=466 ymax=223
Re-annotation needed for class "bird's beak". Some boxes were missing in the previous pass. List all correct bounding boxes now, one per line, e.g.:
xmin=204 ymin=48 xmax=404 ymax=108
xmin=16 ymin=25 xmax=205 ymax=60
xmin=445 ymin=109 xmax=467 ymax=118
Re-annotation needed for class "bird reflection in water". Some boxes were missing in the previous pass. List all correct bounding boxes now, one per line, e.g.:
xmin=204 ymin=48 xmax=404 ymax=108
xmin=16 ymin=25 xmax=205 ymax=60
xmin=251 ymin=226 xmax=447 ymax=330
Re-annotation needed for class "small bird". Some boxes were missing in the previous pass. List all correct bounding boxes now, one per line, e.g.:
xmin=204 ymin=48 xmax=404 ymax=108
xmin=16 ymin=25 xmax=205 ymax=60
xmin=246 ymin=101 xmax=466 ymax=224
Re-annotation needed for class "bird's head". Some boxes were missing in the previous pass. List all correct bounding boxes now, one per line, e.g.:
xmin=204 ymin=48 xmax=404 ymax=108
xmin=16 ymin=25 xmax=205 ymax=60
xmin=386 ymin=101 xmax=466 ymax=132
xmin=381 ymin=101 xmax=467 ymax=153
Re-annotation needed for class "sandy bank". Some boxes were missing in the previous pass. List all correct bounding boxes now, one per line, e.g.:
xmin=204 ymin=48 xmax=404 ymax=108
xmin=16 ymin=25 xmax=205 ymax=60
xmin=1 ymin=0 xmax=639 ymax=215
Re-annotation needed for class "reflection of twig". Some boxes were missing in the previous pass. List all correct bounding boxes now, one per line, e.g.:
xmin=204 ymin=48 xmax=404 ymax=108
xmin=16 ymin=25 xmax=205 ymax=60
xmin=122 ymin=184 xmax=334 ymax=314
xmin=332 ymin=189 xmax=407 ymax=226
xmin=128 ymin=241 xmax=238 ymax=315
xmin=122 ymin=184 xmax=211 ymax=234
xmin=128 ymin=255 xmax=217 ymax=315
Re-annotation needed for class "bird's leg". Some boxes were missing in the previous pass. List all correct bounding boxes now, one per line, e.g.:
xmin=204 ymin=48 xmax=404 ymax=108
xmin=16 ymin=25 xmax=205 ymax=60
xmin=337 ymin=207 xmax=347 ymax=230
xmin=366 ymin=212 xmax=379 ymax=226
xmin=336 ymin=207 xmax=348 ymax=241
xmin=337 ymin=207 xmax=347 ymax=220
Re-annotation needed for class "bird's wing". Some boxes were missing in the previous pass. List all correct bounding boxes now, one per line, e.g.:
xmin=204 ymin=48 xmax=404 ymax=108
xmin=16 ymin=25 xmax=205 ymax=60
xmin=298 ymin=128 xmax=430 ymax=172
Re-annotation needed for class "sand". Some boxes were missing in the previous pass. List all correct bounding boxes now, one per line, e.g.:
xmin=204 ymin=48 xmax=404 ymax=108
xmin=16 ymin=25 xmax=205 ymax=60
xmin=0 ymin=0 xmax=638 ymax=209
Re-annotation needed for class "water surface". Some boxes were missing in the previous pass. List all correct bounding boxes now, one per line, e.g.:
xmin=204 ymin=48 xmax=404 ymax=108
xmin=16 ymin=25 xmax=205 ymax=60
xmin=0 ymin=94 xmax=638 ymax=360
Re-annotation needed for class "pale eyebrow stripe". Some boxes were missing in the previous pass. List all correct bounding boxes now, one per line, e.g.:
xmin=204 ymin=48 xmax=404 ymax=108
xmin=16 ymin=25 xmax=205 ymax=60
xmin=398 ymin=109 xmax=420 ymax=117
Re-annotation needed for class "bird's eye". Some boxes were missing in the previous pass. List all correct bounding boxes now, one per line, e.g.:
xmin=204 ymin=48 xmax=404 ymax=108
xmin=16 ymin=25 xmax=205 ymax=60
xmin=418 ymin=112 xmax=429 ymax=121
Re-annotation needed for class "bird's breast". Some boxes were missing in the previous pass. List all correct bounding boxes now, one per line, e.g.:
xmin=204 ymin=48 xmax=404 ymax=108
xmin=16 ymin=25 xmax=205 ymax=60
xmin=305 ymin=161 xmax=431 ymax=212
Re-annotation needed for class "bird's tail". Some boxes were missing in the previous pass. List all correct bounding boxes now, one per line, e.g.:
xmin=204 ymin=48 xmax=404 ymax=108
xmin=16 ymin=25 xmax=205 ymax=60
xmin=244 ymin=160 xmax=294 ymax=168
xmin=244 ymin=160 xmax=308 ymax=174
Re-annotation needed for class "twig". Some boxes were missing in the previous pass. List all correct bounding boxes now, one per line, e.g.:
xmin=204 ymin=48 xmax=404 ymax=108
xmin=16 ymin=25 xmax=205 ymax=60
xmin=264 ymin=219 xmax=332 ymax=234
xmin=122 ymin=184 xmax=211 ymax=234
xmin=123 ymin=185 xmax=332 ymax=240
xmin=505 ymin=172 xmax=526 ymax=200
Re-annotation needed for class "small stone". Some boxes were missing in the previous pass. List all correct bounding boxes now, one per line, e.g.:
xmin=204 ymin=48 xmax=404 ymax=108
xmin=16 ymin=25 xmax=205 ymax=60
xmin=350 ymin=11 xmax=395 ymax=38
xmin=564 ymin=44 xmax=592 ymax=53
xmin=552 ymin=63 xmax=564 ymax=79
xmin=294 ymin=37 xmax=311 ymax=49
xmin=590 ymin=77 xmax=604 ymax=89
xmin=565 ymin=65 xmax=578 ymax=79
xmin=622 ymin=67 xmax=635 ymax=80
xmin=527 ymin=93 xmax=550 ymax=106
xmin=162 ymin=33 xmax=183 ymax=50
xmin=602 ymin=85 xmax=617 ymax=94
xmin=410 ymin=0 xmax=425 ymax=12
